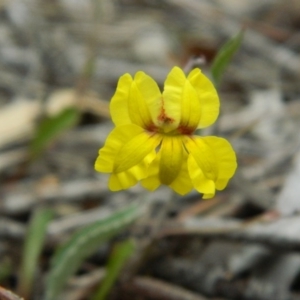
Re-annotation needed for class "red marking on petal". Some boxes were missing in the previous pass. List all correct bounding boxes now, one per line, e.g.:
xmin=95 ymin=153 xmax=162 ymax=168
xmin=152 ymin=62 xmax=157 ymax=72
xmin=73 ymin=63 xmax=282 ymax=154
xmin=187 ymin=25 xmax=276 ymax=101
xmin=177 ymin=125 xmax=195 ymax=135
xmin=157 ymin=98 xmax=175 ymax=124
xmin=146 ymin=122 xmax=158 ymax=132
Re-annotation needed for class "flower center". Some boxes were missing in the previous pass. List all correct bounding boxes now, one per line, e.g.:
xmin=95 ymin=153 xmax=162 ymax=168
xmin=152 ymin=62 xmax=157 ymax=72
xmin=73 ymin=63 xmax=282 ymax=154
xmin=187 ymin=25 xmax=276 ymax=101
xmin=177 ymin=125 xmax=195 ymax=135
xmin=146 ymin=124 xmax=194 ymax=137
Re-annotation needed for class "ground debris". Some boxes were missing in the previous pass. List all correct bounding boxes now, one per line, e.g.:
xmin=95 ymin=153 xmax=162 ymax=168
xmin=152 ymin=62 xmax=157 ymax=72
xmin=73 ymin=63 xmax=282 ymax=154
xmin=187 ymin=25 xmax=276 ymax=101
xmin=1 ymin=0 xmax=300 ymax=299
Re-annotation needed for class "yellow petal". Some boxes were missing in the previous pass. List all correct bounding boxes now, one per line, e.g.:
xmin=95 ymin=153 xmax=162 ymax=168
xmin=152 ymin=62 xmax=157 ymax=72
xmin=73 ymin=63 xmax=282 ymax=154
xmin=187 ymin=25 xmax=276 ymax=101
xmin=128 ymin=72 xmax=162 ymax=129
xmin=169 ymin=149 xmax=193 ymax=195
xmin=187 ymin=68 xmax=219 ymax=129
xmin=163 ymin=66 xmax=201 ymax=133
xmin=109 ymin=171 xmax=136 ymax=191
xmin=109 ymin=151 xmax=156 ymax=191
xmin=159 ymin=136 xmax=183 ymax=185
xmin=188 ymin=155 xmax=216 ymax=198
xmin=160 ymin=67 xmax=183 ymax=132
xmin=141 ymin=153 xmax=161 ymax=192
xmin=200 ymin=136 xmax=237 ymax=190
xmin=94 ymin=124 xmax=159 ymax=173
xmin=185 ymin=136 xmax=237 ymax=198
xmin=110 ymin=74 xmax=133 ymax=126
xmin=132 ymin=71 xmax=162 ymax=128
xmin=114 ymin=131 xmax=161 ymax=173
xmin=110 ymin=72 xmax=161 ymax=129
xmin=185 ymin=136 xmax=218 ymax=181
xmin=142 ymin=137 xmax=193 ymax=195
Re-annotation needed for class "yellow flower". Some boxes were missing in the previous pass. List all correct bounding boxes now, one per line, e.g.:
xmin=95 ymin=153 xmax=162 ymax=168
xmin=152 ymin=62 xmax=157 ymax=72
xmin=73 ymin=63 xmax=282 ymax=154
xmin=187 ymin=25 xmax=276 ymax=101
xmin=95 ymin=67 xmax=237 ymax=198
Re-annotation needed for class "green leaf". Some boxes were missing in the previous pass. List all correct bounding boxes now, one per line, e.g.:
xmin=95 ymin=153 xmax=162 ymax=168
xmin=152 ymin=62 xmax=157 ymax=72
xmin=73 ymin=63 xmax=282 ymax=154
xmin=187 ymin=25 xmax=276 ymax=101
xmin=211 ymin=30 xmax=244 ymax=86
xmin=18 ymin=208 xmax=53 ymax=298
xmin=44 ymin=204 xmax=141 ymax=300
xmin=29 ymin=107 xmax=80 ymax=159
xmin=91 ymin=239 xmax=135 ymax=300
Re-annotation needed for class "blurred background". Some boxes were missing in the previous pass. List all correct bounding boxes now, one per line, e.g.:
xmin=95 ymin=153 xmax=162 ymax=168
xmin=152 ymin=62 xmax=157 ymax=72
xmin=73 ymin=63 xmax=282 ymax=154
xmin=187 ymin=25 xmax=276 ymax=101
xmin=1 ymin=0 xmax=300 ymax=299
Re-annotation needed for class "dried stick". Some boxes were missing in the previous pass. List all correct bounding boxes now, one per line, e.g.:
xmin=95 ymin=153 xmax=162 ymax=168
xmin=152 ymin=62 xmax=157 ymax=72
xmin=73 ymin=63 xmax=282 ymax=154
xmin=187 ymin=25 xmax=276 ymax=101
xmin=119 ymin=276 xmax=209 ymax=300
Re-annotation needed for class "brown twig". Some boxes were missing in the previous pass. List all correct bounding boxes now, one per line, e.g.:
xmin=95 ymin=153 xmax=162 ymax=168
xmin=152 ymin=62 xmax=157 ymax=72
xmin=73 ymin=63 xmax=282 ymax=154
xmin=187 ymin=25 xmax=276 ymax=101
xmin=118 ymin=276 xmax=208 ymax=300
xmin=0 ymin=287 xmax=24 ymax=300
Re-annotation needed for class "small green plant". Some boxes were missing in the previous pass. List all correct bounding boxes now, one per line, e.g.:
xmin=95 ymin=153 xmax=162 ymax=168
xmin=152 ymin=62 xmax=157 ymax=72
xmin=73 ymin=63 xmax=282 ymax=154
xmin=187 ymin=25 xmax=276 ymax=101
xmin=18 ymin=208 xmax=53 ymax=299
xmin=44 ymin=204 xmax=140 ymax=300
xmin=91 ymin=239 xmax=135 ymax=300
xmin=29 ymin=107 xmax=80 ymax=160
xmin=211 ymin=30 xmax=244 ymax=85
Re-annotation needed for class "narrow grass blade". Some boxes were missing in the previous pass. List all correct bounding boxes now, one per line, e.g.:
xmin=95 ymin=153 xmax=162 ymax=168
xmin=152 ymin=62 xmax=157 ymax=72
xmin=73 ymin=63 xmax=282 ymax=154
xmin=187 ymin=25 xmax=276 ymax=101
xmin=44 ymin=204 xmax=140 ymax=300
xmin=211 ymin=30 xmax=244 ymax=86
xmin=29 ymin=107 xmax=80 ymax=160
xmin=91 ymin=239 xmax=135 ymax=300
xmin=18 ymin=208 xmax=53 ymax=299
